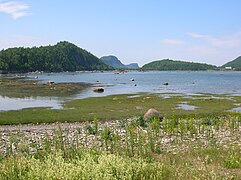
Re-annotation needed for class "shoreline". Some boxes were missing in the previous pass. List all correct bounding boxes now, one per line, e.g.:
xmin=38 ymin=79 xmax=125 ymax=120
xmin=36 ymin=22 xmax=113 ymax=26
xmin=1 ymin=69 xmax=241 ymax=76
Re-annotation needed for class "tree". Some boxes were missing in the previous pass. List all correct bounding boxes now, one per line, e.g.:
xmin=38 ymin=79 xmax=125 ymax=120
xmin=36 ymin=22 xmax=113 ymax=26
xmin=0 ymin=41 xmax=112 ymax=73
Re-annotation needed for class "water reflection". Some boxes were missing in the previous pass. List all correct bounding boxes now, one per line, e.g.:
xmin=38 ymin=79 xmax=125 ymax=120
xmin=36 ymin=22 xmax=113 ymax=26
xmin=227 ymin=107 xmax=241 ymax=112
xmin=0 ymin=96 xmax=63 ymax=111
xmin=2 ymin=71 xmax=241 ymax=111
xmin=176 ymin=102 xmax=197 ymax=111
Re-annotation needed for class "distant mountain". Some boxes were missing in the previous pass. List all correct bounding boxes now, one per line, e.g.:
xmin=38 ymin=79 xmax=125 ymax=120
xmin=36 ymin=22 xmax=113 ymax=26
xmin=222 ymin=56 xmax=241 ymax=70
xmin=142 ymin=59 xmax=217 ymax=71
xmin=125 ymin=63 xmax=139 ymax=69
xmin=100 ymin=55 xmax=139 ymax=69
xmin=0 ymin=41 xmax=112 ymax=73
xmin=100 ymin=56 xmax=126 ymax=69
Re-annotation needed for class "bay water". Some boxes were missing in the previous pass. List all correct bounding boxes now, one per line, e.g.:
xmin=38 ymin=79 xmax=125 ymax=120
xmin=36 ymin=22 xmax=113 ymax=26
xmin=1 ymin=71 xmax=241 ymax=111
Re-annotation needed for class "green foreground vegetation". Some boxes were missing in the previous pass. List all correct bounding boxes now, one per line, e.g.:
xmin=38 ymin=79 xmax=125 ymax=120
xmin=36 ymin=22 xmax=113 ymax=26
xmin=0 ymin=114 xmax=240 ymax=179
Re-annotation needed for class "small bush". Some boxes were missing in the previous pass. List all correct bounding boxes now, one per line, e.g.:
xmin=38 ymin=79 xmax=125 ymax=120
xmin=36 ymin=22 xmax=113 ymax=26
xmin=224 ymin=155 xmax=241 ymax=169
xmin=138 ymin=115 xmax=147 ymax=127
xmin=201 ymin=117 xmax=219 ymax=126
xmin=86 ymin=125 xmax=96 ymax=135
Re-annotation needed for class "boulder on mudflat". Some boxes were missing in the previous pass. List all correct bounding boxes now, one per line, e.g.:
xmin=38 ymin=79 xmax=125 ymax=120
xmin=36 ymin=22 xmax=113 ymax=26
xmin=48 ymin=81 xmax=55 ymax=85
xmin=144 ymin=108 xmax=163 ymax=121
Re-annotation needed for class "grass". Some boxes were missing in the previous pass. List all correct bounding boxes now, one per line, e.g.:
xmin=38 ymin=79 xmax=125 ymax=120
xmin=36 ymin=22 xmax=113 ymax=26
xmin=0 ymin=147 xmax=240 ymax=179
xmin=0 ymin=150 xmax=171 ymax=180
xmin=0 ymin=93 xmax=239 ymax=125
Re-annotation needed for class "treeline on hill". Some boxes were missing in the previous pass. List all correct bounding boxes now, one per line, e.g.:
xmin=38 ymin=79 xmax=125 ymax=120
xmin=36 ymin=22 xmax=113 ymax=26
xmin=222 ymin=56 xmax=241 ymax=70
xmin=0 ymin=41 xmax=112 ymax=73
xmin=142 ymin=59 xmax=218 ymax=71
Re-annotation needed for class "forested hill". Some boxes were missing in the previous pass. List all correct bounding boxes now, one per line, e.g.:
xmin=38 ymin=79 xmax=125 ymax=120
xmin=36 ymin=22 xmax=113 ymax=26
xmin=0 ymin=41 xmax=112 ymax=73
xmin=222 ymin=56 xmax=241 ymax=70
xmin=142 ymin=59 xmax=217 ymax=71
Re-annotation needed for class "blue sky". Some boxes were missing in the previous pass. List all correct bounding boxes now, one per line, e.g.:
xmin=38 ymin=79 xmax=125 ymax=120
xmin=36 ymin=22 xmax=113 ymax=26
xmin=0 ymin=0 xmax=241 ymax=66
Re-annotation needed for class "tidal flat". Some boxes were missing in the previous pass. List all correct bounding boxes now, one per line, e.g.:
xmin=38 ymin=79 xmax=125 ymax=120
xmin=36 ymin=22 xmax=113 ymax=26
xmin=0 ymin=75 xmax=241 ymax=179
xmin=0 ymin=92 xmax=241 ymax=125
xmin=0 ymin=75 xmax=89 ymax=98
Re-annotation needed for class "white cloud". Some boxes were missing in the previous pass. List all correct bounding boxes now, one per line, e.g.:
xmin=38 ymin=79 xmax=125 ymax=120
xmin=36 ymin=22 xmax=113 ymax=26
xmin=187 ymin=32 xmax=209 ymax=39
xmin=0 ymin=1 xmax=29 ymax=19
xmin=187 ymin=32 xmax=241 ymax=48
xmin=186 ymin=45 xmax=217 ymax=54
xmin=162 ymin=38 xmax=184 ymax=45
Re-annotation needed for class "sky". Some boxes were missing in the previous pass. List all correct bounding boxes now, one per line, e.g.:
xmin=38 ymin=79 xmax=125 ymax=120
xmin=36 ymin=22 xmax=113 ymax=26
xmin=0 ymin=0 xmax=241 ymax=66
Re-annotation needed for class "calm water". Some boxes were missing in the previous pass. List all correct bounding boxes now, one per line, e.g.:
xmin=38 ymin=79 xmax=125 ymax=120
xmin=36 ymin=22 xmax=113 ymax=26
xmin=1 ymin=71 xmax=241 ymax=111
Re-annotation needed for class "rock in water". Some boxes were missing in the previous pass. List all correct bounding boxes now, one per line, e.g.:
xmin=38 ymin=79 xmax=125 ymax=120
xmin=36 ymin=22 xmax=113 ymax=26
xmin=93 ymin=87 xmax=104 ymax=93
xmin=144 ymin=108 xmax=163 ymax=121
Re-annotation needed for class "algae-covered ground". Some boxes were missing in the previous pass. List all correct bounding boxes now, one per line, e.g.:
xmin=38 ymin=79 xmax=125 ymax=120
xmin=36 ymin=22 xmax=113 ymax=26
xmin=0 ymin=92 xmax=241 ymax=125
xmin=0 ymin=76 xmax=89 ymax=98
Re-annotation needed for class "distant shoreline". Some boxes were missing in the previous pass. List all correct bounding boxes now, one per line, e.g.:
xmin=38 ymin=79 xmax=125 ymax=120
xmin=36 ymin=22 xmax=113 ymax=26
xmin=1 ymin=69 xmax=240 ymax=75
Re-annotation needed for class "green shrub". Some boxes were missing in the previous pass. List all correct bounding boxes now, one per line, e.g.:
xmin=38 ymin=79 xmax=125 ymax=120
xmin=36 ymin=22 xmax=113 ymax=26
xmin=224 ymin=154 xmax=241 ymax=169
